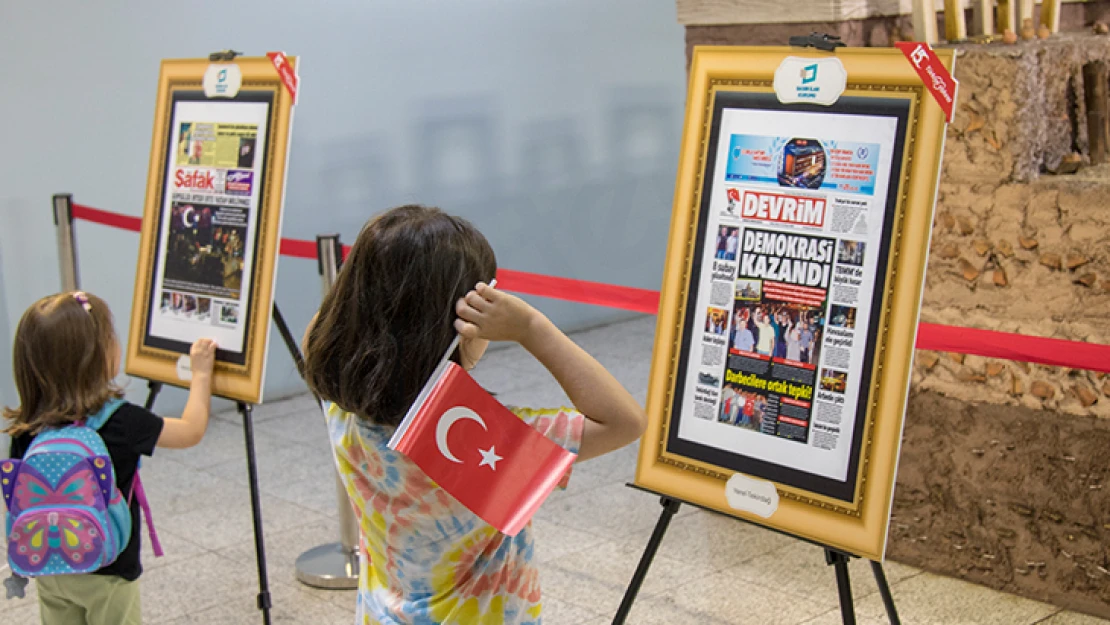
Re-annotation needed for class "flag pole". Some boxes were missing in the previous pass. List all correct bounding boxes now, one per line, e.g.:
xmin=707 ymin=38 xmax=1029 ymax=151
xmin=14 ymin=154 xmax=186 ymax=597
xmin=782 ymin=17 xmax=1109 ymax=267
xmin=389 ymin=279 xmax=496 ymax=448
xmin=433 ymin=278 xmax=496 ymax=379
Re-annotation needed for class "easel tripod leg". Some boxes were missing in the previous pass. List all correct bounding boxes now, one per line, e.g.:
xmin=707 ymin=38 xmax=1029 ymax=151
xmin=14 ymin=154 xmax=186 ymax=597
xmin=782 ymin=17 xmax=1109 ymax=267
xmin=612 ymin=497 xmax=681 ymax=625
xmin=143 ymin=381 xmax=163 ymax=411
xmin=870 ymin=561 xmax=901 ymax=625
xmin=239 ymin=402 xmax=273 ymax=625
xmin=825 ymin=549 xmax=857 ymax=625
xmin=271 ymin=303 xmax=306 ymax=373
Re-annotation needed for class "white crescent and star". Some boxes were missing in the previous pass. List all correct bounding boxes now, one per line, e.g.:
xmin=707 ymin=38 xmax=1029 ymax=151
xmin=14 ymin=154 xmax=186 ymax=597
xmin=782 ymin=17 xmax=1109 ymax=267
xmin=477 ymin=446 xmax=502 ymax=470
xmin=435 ymin=406 xmax=502 ymax=470
xmin=182 ymin=206 xmax=198 ymax=228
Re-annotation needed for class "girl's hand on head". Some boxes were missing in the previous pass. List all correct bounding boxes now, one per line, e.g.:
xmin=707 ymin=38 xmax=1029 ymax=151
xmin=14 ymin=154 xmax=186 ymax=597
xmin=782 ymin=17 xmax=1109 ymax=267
xmin=454 ymin=282 xmax=539 ymax=344
xmin=189 ymin=338 xmax=218 ymax=377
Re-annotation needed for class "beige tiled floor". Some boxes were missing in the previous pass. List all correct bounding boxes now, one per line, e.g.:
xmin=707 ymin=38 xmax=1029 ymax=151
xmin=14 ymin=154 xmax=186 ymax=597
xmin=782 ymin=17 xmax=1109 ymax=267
xmin=3 ymin=315 xmax=1108 ymax=624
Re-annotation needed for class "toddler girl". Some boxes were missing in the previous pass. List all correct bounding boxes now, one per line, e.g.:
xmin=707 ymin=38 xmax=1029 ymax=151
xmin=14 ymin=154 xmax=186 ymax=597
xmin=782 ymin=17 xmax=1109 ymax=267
xmin=4 ymin=291 xmax=217 ymax=624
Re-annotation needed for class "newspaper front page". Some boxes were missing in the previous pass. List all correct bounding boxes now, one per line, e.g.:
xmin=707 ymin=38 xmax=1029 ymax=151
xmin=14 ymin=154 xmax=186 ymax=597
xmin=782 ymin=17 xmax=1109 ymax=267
xmin=148 ymin=101 xmax=270 ymax=356
xmin=677 ymin=105 xmax=900 ymax=483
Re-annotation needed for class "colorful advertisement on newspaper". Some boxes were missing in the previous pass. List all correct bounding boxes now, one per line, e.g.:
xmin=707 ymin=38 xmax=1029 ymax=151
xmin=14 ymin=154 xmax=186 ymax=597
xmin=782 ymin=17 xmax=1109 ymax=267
xmin=725 ymin=135 xmax=882 ymax=196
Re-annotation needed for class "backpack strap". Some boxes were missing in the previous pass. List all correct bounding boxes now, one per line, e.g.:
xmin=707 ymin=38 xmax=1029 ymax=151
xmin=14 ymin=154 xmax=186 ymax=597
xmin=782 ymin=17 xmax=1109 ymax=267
xmin=83 ymin=397 xmax=165 ymax=557
xmin=128 ymin=472 xmax=164 ymax=557
xmin=85 ymin=397 xmax=127 ymax=431
xmin=1 ymin=459 xmax=21 ymax=512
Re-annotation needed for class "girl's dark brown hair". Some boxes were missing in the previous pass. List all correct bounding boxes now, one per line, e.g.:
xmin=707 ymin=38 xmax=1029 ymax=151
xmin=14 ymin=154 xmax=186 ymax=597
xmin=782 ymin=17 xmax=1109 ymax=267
xmin=303 ymin=205 xmax=497 ymax=426
xmin=3 ymin=292 xmax=123 ymax=437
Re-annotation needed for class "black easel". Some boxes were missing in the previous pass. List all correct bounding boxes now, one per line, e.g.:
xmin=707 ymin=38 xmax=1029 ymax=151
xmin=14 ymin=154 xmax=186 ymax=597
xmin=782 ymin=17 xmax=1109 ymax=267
xmin=238 ymin=400 xmax=272 ymax=623
xmin=140 ymin=302 xmax=307 ymax=625
xmin=612 ymin=491 xmax=901 ymax=625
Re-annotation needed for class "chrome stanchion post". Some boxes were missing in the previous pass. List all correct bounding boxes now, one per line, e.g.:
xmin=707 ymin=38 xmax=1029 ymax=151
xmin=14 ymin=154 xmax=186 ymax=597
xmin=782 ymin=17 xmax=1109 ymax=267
xmin=53 ymin=193 xmax=80 ymax=291
xmin=319 ymin=235 xmax=360 ymax=559
xmin=295 ymin=234 xmax=359 ymax=590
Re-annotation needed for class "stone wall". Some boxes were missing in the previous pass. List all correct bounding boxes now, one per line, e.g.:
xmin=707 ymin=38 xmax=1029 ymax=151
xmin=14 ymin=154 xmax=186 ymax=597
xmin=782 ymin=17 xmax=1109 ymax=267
xmin=682 ymin=28 xmax=1110 ymax=618
xmin=920 ymin=34 xmax=1110 ymax=416
xmin=897 ymin=35 xmax=1110 ymax=617
xmin=684 ymin=0 xmax=1110 ymax=67
xmin=889 ymin=390 xmax=1110 ymax=616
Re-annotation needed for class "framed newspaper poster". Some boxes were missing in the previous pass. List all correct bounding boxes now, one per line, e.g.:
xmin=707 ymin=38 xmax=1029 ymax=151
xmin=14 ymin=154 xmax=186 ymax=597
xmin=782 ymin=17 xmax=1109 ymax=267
xmin=635 ymin=46 xmax=954 ymax=561
xmin=126 ymin=56 xmax=297 ymax=404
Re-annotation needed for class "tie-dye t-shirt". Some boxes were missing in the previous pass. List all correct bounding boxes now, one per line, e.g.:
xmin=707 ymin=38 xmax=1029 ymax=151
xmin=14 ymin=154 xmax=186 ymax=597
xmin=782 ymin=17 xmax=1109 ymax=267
xmin=325 ymin=402 xmax=585 ymax=625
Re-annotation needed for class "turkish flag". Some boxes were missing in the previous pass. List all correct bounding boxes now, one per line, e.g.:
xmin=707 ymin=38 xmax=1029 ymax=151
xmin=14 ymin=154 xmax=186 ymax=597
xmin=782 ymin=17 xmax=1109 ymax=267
xmin=388 ymin=361 xmax=577 ymax=536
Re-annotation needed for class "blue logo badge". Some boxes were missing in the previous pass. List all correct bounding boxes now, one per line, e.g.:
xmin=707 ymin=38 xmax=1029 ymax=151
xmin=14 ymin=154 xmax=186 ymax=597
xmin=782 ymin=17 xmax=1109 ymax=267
xmin=801 ymin=64 xmax=818 ymax=85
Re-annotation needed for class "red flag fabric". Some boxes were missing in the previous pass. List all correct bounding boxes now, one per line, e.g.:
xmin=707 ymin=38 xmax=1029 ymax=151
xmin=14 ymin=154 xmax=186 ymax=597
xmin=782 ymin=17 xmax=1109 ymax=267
xmin=388 ymin=362 xmax=576 ymax=536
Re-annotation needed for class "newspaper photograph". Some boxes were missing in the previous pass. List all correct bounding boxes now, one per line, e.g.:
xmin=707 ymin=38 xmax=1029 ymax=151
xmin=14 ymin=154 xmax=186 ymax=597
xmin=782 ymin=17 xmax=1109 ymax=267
xmin=678 ymin=104 xmax=901 ymax=483
xmin=176 ymin=122 xmax=259 ymax=170
xmin=148 ymin=99 xmax=270 ymax=355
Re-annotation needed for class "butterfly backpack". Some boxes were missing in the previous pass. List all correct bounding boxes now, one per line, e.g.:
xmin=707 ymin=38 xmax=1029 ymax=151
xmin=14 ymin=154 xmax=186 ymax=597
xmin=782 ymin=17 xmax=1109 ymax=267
xmin=1 ymin=398 xmax=160 ymax=578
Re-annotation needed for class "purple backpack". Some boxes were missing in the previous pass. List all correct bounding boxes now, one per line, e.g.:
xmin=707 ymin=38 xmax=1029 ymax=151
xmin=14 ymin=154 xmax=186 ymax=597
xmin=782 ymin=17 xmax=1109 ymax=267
xmin=2 ymin=399 xmax=162 ymax=579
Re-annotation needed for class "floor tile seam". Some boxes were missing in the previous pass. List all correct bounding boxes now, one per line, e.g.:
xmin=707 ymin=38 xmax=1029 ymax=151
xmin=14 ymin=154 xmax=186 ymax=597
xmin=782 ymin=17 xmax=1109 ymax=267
xmin=268 ymin=577 xmax=352 ymax=599
xmin=572 ymin=459 xmax=636 ymax=478
xmin=147 ymin=592 xmax=229 ymax=623
xmin=151 ymin=486 xmax=269 ymax=512
xmin=534 ymin=537 xmax=613 ymax=566
xmin=323 ymin=591 xmax=359 ymax=612
xmin=542 ymin=581 xmax=668 ymax=616
xmin=1030 ymin=609 xmax=1067 ymax=624
xmin=195 ymin=459 xmax=294 ymax=481
xmin=145 ymin=547 xmax=218 ymax=571
xmin=144 ymin=525 xmax=215 ymax=552
xmin=702 ymin=555 xmax=853 ymax=608
xmin=259 ymin=400 xmax=324 ymax=416
xmin=796 ymin=606 xmax=847 ymax=625
xmin=543 ymin=500 xmax=703 ymax=541
xmin=547 ymin=518 xmax=656 ymax=542
xmin=280 ymin=436 xmax=334 ymax=452
xmin=191 ymin=467 xmax=321 ymax=491
xmin=259 ymin=496 xmax=336 ymax=522
xmin=886 ymin=567 xmax=926 ymax=586
xmin=550 ymin=476 xmax=621 ymax=500
xmin=621 ymin=533 xmax=784 ymax=572
xmin=189 ymin=511 xmax=329 ymax=550
xmin=534 ymin=513 xmax=615 ymax=535
xmin=621 ymin=589 xmax=782 ymax=625
xmin=541 ymin=596 xmax=606 ymax=621
xmin=539 ymin=547 xmax=706 ymax=595
xmin=206 ymin=432 xmax=309 ymax=456
xmin=207 ymin=545 xmax=298 ymax=580
xmin=141 ymin=547 xmax=219 ymax=571
xmin=259 ymin=479 xmax=344 ymax=504
xmin=261 ymin=420 xmax=328 ymax=437
xmin=208 ymin=414 xmax=294 ymax=429
xmin=210 ymin=515 xmax=339 ymax=559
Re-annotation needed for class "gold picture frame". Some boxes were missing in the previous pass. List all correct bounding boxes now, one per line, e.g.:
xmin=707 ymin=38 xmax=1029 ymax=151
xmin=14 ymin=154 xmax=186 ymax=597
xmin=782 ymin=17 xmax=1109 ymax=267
xmin=635 ymin=46 xmax=953 ymax=561
xmin=125 ymin=56 xmax=296 ymax=404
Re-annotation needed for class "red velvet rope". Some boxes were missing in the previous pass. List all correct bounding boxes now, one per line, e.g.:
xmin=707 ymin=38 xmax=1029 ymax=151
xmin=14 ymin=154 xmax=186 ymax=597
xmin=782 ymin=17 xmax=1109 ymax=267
xmin=71 ymin=203 xmax=142 ymax=232
xmin=68 ymin=202 xmax=1110 ymax=373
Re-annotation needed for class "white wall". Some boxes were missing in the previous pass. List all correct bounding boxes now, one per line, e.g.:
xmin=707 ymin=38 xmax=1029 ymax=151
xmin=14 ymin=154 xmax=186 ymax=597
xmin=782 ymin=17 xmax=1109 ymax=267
xmin=0 ymin=252 xmax=13 ymax=453
xmin=0 ymin=1 xmax=687 ymax=417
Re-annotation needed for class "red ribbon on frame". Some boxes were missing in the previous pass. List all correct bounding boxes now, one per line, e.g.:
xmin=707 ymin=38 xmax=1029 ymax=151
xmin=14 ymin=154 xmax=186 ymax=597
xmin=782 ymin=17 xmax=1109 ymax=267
xmin=895 ymin=42 xmax=958 ymax=123
xmin=266 ymin=52 xmax=299 ymax=104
